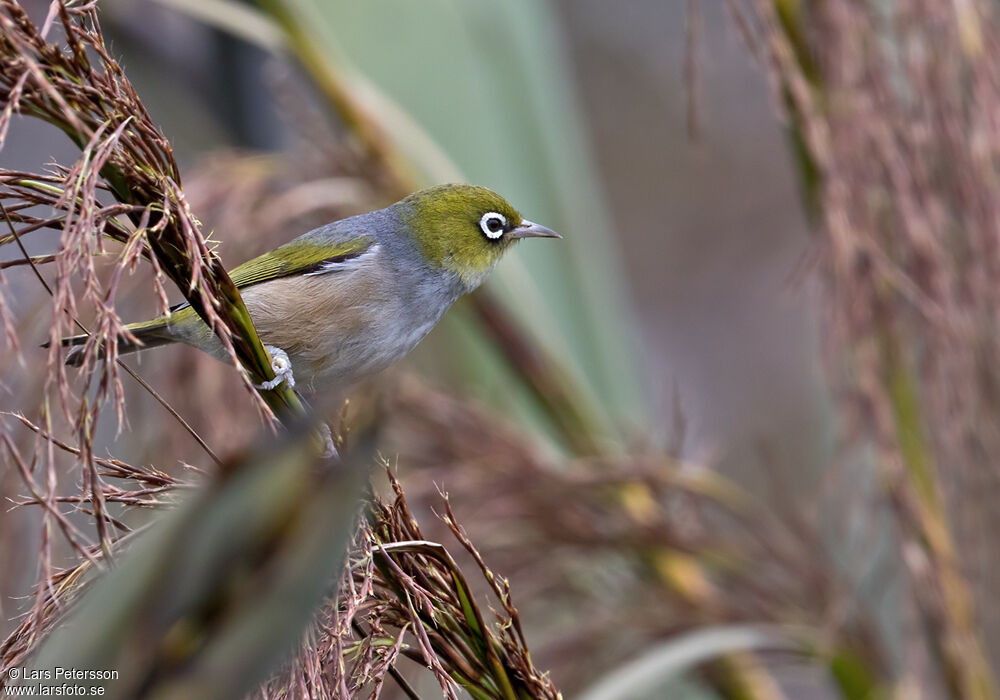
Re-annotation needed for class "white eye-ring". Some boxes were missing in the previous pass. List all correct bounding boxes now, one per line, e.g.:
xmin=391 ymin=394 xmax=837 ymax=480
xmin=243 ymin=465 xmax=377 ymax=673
xmin=479 ymin=212 xmax=506 ymax=239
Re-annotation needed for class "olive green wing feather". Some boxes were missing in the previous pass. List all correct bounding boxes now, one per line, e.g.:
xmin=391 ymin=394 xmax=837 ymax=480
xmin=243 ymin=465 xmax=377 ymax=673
xmin=229 ymin=234 xmax=375 ymax=288
xmin=58 ymin=232 xmax=376 ymax=363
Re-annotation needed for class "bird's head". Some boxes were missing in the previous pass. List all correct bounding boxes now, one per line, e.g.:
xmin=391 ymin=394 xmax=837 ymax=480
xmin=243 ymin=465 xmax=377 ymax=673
xmin=397 ymin=184 xmax=560 ymax=290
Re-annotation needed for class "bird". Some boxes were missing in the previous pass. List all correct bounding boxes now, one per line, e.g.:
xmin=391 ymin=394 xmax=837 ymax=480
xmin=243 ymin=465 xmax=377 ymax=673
xmin=59 ymin=183 xmax=561 ymax=393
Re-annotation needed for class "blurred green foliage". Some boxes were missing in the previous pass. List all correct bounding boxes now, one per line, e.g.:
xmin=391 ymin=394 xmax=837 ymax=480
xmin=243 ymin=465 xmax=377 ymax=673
xmin=23 ymin=424 xmax=364 ymax=700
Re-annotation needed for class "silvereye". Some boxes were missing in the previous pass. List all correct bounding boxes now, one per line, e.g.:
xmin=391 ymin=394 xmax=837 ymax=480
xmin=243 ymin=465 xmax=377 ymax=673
xmin=61 ymin=184 xmax=560 ymax=391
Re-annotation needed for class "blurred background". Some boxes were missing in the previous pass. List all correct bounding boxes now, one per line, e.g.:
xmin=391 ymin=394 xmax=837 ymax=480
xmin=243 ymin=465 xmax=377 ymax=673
xmin=4 ymin=0 xmax=993 ymax=698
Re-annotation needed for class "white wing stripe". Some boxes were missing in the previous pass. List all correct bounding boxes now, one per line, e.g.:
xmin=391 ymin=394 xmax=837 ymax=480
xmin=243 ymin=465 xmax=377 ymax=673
xmin=303 ymin=243 xmax=380 ymax=277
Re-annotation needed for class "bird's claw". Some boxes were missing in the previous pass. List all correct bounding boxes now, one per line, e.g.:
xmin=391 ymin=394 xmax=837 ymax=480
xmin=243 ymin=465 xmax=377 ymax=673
xmin=254 ymin=345 xmax=296 ymax=391
xmin=318 ymin=423 xmax=339 ymax=459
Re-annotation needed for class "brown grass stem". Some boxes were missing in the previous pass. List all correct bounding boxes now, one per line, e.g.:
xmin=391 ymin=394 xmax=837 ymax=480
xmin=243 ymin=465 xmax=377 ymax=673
xmin=0 ymin=200 xmax=222 ymax=467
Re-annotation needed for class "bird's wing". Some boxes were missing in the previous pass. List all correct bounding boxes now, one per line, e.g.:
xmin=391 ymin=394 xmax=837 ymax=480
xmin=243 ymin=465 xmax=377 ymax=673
xmin=164 ymin=231 xmax=377 ymax=314
xmin=228 ymin=234 xmax=376 ymax=289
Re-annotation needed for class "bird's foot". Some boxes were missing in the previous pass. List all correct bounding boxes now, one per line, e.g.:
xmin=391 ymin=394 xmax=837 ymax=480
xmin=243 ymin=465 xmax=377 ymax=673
xmin=254 ymin=345 xmax=296 ymax=391
xmin=318 ymin=422 xmax=339 ymax=459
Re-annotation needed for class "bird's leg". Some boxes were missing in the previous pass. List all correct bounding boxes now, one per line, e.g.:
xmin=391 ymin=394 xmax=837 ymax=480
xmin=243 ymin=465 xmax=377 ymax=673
xmin=254 ymin=345 xmax=296 ymax=391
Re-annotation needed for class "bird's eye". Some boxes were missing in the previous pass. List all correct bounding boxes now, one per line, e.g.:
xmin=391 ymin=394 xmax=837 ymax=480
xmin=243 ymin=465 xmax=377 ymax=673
xmin=479 ymin=212 xmax=507 ymax=240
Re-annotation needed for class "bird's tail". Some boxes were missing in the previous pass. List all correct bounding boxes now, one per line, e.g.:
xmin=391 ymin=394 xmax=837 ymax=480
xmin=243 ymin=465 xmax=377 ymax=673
xmin=54 ymin=318 xmax=178 ymax=366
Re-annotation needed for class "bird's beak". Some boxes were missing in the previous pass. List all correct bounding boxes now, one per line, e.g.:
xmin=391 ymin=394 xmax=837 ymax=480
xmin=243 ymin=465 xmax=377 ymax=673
xmin=510 ymin=219 xmax=562 ymax=240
